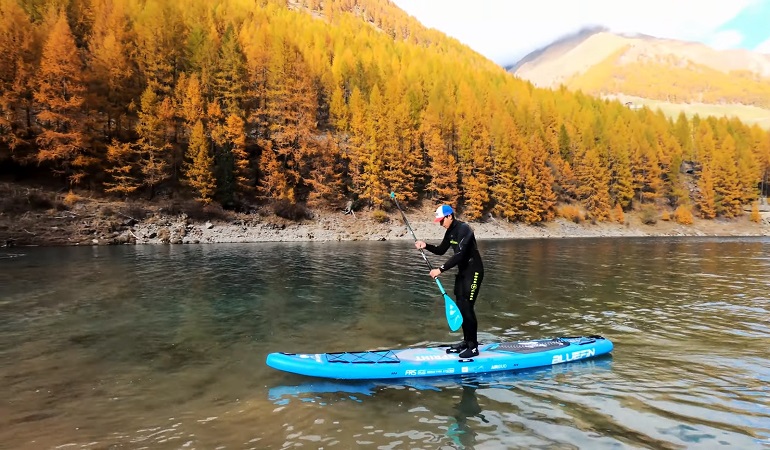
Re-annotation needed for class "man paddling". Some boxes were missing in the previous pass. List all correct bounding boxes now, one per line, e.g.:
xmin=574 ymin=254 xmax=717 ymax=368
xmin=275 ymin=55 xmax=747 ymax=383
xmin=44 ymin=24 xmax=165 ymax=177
xmin=415 ymin=205 xmax=484 ymax=358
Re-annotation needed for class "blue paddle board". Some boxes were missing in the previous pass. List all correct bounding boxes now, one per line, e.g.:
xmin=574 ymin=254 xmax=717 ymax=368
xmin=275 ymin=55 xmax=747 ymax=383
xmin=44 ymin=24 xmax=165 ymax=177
xmin=266 ymin=335 xmax=613 ymax=380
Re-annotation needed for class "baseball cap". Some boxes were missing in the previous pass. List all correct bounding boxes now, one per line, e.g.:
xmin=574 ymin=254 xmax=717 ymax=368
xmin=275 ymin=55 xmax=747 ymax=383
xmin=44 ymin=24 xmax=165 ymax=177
xmin=434 ymin=204 xmax=454 ymax=222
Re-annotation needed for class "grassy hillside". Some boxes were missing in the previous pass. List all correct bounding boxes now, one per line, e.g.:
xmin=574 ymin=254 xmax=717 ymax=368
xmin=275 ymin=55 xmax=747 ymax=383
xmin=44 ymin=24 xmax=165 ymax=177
xmin=512 ymin=31 xmax=770 ymax=130
xmin=568 ymin=46 xmax=770 ymax=109
xmin=606 ymin=95 xmax=770 ymax=129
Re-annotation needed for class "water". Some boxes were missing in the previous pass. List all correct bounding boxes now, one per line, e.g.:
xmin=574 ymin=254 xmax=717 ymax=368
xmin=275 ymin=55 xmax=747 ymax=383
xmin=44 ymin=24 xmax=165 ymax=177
xmin=1 ymin=238 xmax=769 ymax=449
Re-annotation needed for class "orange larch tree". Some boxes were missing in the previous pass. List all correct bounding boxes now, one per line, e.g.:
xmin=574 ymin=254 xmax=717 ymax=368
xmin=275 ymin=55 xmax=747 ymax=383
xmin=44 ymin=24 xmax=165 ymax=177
xmin=34 ymin=9 xmax=91 ymax=185
xmin=490 ymin=117 xmax=524 ymax=221
xmin=575 ymin=147 xmax=612 ymax=220
xmin=712 ymin=134 xmax=743 ymax=217
xmin=420 ymin=88 xmax=459 ymax=205
xmin=697 ymin=161 xmax=717 ymax=219
xmin=135 ymin=87 xmax=172 ymax=198
xmin=86 ymin=0 xmax=137 ymax=140
xmin=519 ymin=134 xmax=557 ymax=223
xmin=104 ymin=139 xmax=141 ymax=195
xmin=184 ymin=119 xmax=216 ymax=203
xmin=0 ymin=0 xmax=38 ymax=160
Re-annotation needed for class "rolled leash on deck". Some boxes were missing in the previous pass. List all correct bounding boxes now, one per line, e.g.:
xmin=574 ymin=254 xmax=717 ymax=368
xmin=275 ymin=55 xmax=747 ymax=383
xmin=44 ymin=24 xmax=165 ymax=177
xmin=389 ymin=191 xmax=463 ymax=332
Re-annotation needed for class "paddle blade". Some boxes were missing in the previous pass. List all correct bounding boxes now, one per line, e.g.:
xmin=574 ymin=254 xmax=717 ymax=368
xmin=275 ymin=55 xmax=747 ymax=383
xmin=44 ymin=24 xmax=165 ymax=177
xmin=444 ymin=294 xmax=463 ymax=331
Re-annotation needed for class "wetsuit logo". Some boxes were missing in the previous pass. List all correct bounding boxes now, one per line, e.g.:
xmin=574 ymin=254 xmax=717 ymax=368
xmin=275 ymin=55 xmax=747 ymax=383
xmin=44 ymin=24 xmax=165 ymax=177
xmin=469 ymin=272 xmax=480 ymax=301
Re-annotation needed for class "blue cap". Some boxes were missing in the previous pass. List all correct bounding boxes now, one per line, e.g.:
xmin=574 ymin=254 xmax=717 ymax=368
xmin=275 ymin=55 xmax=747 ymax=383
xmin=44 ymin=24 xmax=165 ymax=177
xmin=434 ymin=205 xmax=454 ymax=222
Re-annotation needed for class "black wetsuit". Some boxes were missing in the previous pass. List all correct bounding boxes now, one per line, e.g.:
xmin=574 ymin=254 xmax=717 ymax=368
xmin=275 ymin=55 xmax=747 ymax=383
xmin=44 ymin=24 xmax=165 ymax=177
xmin=425 ymin=219 xmax=484 ymax=345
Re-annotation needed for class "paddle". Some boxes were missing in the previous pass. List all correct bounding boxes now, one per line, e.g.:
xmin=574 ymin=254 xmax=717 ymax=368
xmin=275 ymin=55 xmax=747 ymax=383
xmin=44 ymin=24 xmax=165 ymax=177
xmin=389 ymin=192 xmax=463 ymax=332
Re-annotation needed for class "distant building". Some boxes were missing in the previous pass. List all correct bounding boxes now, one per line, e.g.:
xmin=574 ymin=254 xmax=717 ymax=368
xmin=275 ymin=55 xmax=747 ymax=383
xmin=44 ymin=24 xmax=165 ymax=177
xmin=624 ymin=101 xmax=642 ymax=111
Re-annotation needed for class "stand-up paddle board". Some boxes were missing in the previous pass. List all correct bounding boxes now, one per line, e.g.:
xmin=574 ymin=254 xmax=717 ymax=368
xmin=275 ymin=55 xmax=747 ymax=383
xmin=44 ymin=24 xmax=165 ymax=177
xmin=266 ymin=335 xmax=612 ymax=380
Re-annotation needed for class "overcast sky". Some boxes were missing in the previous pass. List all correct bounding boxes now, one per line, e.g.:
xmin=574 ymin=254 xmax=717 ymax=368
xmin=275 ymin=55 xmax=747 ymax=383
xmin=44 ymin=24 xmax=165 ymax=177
xmin=391 ymin=0 xmax=770 ymax=66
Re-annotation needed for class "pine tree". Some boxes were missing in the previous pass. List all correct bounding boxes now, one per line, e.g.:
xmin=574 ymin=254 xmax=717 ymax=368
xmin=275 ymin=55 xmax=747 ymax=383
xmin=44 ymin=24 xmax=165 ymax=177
xmin=674 ymin=112 xmax=693 ymax=160
xmin=133 ymin=0 xmax=184 ymax=95
xmin=606 ymin=119 xmax=635 ymax=208
xmin=359 ymin=84 xmax=387 ymax=207
xmin=490 ymin=123 xmax=524 ymax=221
xmin=697 ymin=162 xmax=717 ymax=219
xmin=224 ymin=113 xmax=253 ymax=202
xmin=212 ymin=24 xmax=248 ymax=115
xmin=557 ymin=123 xmax=572 ymax=162
xmin=135 ymin=87 xmax=172 ymax=198
xmin=0 ymin=0 xmax=37 ymax=158
xmin=258 ymin=36 xmax=317 ymax=202
xmin=34 ymin=10 xmax=90 ymax=184
xmin=381 ymin=77 xmax=420 ymax=203
xmin=713 ymin=135 xmax=742 ymax=217
xmin=87 ymin=0 xmax=136 ymax=140
xmin=184 ymin=120 xmax=216 ymax=203
xmin=104 ymin=140 xmax=141 ymax=195
xmin=575 ymin=147 xmax=611 ymax=221
xmin=306 ymin=133 xmax=344 ymax=206
xmin=519 ymin=135 xmax=557 ymax=223
xmin=420 ymin=99 xmax=459 ymax=205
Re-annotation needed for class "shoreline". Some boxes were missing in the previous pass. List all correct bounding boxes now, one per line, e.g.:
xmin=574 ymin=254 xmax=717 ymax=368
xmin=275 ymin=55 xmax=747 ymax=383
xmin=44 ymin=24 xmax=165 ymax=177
xmin=3 ymin=196 xmax=770 ymax=247
xmin=127 ymin=208 xmax=770 ymax=245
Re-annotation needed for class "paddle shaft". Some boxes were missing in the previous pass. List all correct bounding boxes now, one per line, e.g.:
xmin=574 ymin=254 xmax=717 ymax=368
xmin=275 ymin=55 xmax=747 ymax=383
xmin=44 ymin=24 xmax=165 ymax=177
xmin=390 ymin=192 xmax=463 ymax=332
xmin=390 ymin=194 xmax=438 ymax=272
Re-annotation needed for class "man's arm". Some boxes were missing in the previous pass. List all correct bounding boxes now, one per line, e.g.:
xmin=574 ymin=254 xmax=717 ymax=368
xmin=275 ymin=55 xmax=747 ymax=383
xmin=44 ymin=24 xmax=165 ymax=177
xmin=425 ymin=231 xmax=451 ymax=255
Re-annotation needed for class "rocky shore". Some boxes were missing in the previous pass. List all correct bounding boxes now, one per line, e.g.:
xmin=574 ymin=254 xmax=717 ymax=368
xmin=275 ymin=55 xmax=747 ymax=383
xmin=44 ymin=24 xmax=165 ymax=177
xmin=127 ymin=208 xmax=770 ymax=245
xmin=3 ymin=199 xmax=768 ymax=248
xmin=2 ymin=183 xmax=769 ymax=247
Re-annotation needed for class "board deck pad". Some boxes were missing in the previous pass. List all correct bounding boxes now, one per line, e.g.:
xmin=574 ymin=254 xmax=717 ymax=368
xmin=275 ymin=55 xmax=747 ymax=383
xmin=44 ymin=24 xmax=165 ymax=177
xmin=267 ymin=335 xmax=613 ymax=380
xmin=488 ymin=339 xmax=570 ymax=354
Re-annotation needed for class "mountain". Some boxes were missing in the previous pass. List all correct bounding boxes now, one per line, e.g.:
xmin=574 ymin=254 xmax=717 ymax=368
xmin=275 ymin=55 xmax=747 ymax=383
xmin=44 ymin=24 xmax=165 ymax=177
xmin=510 ymin=29 xmax=770 ymax=128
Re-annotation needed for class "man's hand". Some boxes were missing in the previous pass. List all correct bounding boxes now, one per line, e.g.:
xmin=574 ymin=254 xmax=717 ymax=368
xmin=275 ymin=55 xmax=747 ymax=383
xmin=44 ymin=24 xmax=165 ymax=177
xmin=429 ymin=268 xmax=441 ymax=278
xmin=415 ymin=240 xmax=426 ymax=249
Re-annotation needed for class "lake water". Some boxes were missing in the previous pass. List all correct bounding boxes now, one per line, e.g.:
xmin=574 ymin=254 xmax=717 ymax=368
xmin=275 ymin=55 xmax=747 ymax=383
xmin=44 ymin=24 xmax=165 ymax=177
xmin=1 ymin=237 xmax=769 ymax=449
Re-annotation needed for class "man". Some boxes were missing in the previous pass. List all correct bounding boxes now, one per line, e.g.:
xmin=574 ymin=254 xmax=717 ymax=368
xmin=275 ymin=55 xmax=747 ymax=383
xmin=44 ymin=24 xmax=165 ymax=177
xmin=415 ymin=204 xmax=484 ymax=358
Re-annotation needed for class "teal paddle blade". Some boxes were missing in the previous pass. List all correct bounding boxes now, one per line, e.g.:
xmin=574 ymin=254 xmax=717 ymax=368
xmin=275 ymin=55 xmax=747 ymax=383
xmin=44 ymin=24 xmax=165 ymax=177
xmin=444 ymin=294 xmax=463 ymax=331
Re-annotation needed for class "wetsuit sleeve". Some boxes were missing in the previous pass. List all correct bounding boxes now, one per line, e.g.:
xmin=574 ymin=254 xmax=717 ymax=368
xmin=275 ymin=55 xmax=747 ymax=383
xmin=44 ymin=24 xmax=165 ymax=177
xmin=425 ymin=230 xmax=451 ymax=255
xmin=438 ymin=223 xmax=474 ymax=272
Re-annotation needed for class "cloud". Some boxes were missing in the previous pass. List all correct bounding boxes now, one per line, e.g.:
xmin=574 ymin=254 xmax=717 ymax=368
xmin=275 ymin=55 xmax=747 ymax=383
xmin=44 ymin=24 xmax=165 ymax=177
xmin=708 ymin=30 xmax=745 ymax=50
xmin=715 ymin=0 xmax=770 ymax=49
xmin=755 ymin=37 xmax=770 ymax=54
xmin=392 ymin=0 xmax=759 ymax=64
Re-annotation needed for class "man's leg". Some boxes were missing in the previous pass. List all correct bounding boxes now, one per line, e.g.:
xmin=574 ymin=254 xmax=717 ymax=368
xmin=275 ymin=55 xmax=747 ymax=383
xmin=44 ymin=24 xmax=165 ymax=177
xmin=457 ymin=271 xmax=483 ymax=358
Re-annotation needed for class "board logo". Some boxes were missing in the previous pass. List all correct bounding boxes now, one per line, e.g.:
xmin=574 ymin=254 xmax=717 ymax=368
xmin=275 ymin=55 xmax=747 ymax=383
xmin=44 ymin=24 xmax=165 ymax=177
xmin=404 ymin=370 xmax=417 ymax=376
xmin=414 ymin=354 xmax=456 ymax=361
xmin=298 ymin=354 xmax=322 ymax=362
xmin=551 ymin=349 xmax=596 ymax=364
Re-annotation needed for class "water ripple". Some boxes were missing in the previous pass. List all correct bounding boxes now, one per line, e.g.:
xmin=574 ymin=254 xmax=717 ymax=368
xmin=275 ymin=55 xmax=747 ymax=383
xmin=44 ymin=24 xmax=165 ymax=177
xmin=1 ymin=238 xmax=770 ymax=448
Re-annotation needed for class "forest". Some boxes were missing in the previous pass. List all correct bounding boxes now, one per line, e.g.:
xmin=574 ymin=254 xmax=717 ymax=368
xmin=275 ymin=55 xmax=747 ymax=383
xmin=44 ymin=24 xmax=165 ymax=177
xmin=2 ymin=0 xmax=770 ymax=223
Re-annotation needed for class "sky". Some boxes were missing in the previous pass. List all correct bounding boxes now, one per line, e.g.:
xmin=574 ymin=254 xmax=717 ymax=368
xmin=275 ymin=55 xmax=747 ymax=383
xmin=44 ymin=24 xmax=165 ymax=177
xmin=390 ymin=0 xmax=770 ymax=66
